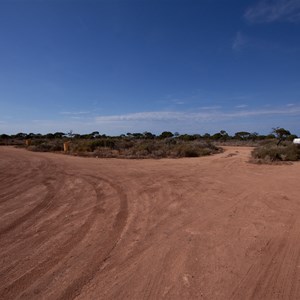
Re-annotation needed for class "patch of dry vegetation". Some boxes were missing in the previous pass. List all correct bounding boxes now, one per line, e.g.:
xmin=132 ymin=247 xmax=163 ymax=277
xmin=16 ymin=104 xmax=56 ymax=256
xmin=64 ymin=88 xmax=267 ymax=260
xmin=1 ymin=128 xmax=298 ymax=161
xmin=251 ymin=142 xmax=300 ymax=163
xmin=31 ymin=138 xmax=221 ymax=159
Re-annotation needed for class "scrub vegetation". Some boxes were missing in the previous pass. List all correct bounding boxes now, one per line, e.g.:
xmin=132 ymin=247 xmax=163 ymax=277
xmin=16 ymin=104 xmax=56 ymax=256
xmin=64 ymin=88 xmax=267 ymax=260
xmin=252 ymin=143 xmax=300 ymax=163
xmin=0 ymin=128 xmax=299 ymax=161
xmin=251 ymin=128 xmax=300 ymax=163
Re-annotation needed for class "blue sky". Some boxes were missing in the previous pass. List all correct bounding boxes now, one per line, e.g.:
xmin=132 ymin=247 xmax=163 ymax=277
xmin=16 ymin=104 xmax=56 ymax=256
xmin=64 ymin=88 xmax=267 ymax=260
xmin=1 ymin=0 xmax=300 ymax=135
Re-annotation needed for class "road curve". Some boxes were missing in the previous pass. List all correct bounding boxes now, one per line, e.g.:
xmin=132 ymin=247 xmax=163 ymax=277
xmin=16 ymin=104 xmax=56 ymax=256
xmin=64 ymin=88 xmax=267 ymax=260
xmin=1 ymin=146 xmax=300 ymax=299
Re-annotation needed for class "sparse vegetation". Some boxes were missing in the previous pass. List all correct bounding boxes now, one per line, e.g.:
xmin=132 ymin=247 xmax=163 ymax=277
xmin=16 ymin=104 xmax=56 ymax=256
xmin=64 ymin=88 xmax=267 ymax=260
xmin=252 ymin=142 xmax=300 ymax=163
xmin=1 ymin=128 xmax=299 ymax=161
xmin=66 ymin=138 xmax=220 ymax=159
xmin=250 ymin=127 xmax=300 ymax=163
xmin=0 ymin=131 xmax=221 ymax=159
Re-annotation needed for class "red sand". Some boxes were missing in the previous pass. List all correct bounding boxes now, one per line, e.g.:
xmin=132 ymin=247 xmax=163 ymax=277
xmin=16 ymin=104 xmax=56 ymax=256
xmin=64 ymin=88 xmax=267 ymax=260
xmin=1 ymin=146 xmax=300 ymax=299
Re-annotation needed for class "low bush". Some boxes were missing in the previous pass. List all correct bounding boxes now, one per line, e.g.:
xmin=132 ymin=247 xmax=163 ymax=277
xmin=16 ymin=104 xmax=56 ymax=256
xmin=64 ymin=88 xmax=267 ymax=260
xmin=252 ymin=143 xmax=300 ymax=162
xmin=28 ymin=140 xmax=63 ymax=152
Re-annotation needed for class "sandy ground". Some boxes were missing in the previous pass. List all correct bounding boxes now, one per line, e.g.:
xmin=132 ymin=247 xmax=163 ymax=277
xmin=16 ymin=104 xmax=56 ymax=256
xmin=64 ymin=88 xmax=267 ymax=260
xmin=1 ymin=146 xmax=300 ymax=300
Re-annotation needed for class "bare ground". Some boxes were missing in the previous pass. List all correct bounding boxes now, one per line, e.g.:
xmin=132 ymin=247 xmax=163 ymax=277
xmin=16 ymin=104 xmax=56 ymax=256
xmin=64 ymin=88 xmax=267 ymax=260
xmin=1 ymin=146 xmax=300 ymax=300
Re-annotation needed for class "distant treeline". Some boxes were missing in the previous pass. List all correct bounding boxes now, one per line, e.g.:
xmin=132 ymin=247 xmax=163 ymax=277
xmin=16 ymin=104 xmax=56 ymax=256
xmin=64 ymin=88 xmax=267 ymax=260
xmin=0 ymin=129 xmax=298 ymax=141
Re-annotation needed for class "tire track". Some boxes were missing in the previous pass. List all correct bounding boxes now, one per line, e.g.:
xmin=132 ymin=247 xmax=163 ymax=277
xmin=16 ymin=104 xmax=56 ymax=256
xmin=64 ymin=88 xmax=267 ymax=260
xmin=0 ymin=176 xmax=104 ymax=299
xmin=0 ymin=158 xmax=52 ymax=203
xmin=0 ymin=179 xmax=57 ymax=237
xmin=0 ymin=157 xmax=65 ymax=237
xmin=0 ymin=176 xmax=93 ymax=287
xmin=231 ymin=217 xmax=300 ymax=299
xmin=57 ymin=174 xmax=129 ymax=300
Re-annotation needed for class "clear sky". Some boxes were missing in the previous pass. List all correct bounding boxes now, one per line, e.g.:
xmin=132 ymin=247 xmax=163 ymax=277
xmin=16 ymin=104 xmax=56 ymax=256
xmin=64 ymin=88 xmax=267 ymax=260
xmin=1 ymin=0 xmax=300 ymax=135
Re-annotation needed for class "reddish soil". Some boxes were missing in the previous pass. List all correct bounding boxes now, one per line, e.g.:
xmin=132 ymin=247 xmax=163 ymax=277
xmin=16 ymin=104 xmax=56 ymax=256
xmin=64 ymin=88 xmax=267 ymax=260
xmin=1 ymin=146 xmax=300 ymax=299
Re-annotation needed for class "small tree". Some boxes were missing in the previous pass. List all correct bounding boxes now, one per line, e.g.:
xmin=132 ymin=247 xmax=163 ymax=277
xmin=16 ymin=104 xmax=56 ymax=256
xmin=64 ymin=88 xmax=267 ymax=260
xmin=234 ymin=131 xmax=251 ymax=140
xmin=91 ymin=131 xmax=100 ymax=138
xmin=212 ymin=130 xmax=229 ymax=141
xmin=54 ymin=132 xmax=65 ymax=139
xmin=203 ymin=133 xmax=211 ymax=139
xmin=160 ymin=131 xmax=174 ymax=139
xmin=272 ymin=127 xmax=291 ymax=146
xmin=45 ymin=133 xmax=55 ymax=139
xmin=143 ymin=131 xmax=155 ymax=139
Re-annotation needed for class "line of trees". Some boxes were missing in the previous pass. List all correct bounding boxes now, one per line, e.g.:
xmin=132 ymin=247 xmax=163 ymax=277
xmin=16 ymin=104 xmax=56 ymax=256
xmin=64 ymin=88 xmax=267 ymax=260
xmin=0 ymin=128 xmax=297 ymax=142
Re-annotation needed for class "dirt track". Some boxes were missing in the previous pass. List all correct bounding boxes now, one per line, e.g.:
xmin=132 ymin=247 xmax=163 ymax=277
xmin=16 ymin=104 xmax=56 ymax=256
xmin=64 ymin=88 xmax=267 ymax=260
xmin=1 ymin=146 xmax=300 ymax=299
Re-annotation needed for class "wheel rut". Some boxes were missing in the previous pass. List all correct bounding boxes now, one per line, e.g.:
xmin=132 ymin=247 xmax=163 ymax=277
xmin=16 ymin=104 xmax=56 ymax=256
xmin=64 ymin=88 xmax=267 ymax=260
xmin=57 ymin=174 xmax=129 ymax=300
xmin=0 ymin=179 xmax=102 ymax=299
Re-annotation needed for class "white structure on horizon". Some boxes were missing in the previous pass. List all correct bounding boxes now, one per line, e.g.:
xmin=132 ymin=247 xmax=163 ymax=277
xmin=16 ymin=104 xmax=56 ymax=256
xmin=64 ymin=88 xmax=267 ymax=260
xmin=293 ymin=138 xmax=300 ymax=144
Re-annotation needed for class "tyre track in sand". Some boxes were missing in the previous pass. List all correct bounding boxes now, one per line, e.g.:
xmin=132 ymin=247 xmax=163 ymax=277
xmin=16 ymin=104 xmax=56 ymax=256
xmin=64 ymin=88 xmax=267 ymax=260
xmin=231 ymin=216 xmax=300 ymax=300
xmin=0 ymin=173 xmax=107 ymax=299
xmin=57 ymin=174 xmax=129 ymax=300
xmin=0 ymin=150 xmax=129 ymax=300
xmin=0 ymin=174 xmax=94 ymax=287
xmin=0 ymin=156 xmax=69 ymax=252
xmin=0 ymin=158 xmax=54 ymax=204
xmin=0 ymin=177 xmax=58 ymax=237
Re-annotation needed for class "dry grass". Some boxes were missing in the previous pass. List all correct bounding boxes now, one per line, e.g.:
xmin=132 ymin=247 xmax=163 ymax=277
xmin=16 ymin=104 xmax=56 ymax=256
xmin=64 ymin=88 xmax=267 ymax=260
xmin=251 ymin=142 xmax=300 ymax=163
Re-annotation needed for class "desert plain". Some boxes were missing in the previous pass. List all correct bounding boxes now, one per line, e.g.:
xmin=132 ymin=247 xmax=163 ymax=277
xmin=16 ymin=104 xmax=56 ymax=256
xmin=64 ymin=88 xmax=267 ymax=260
xmin=1 ymin=146 xmax=300 ymax=299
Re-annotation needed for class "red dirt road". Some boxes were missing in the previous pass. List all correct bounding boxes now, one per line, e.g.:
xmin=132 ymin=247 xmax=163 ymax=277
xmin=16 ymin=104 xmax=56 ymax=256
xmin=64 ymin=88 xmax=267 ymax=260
xmin=1 ymin=146 xmax=300 ymax=299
